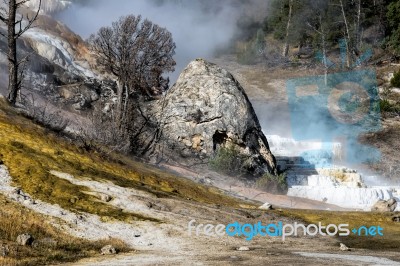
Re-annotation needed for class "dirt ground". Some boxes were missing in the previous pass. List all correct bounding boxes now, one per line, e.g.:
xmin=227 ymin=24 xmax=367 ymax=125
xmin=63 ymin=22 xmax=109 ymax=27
xmin=63 ymin=56 xmax=400 ymax=265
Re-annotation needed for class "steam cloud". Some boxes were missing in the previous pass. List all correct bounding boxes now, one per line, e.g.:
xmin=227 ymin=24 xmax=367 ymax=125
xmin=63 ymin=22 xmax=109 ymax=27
xmin=57 ymin=0 xmax=268 ymax=83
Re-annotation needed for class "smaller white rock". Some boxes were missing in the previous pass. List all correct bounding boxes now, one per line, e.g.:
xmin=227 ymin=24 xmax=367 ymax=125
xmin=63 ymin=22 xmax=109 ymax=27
xmin=259 ymin=202 xmax=273 ymax=210
xmin=101 ymin=244 xmax=117 ymax=255
xmin=0 ymin=244 xmax=9 ymax=257
xmin=16 ymin=233 xmax=34 ymax=246
xmin=237 ymin=246 xmax=250 ymax=251
xmin=339 ymin=243 xmax=350 ymax=251
xmin=100 ymin=193 xmax=112 ymax=203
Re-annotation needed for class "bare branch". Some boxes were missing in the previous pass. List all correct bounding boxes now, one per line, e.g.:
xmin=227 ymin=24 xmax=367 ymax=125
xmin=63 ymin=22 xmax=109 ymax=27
xmin=16 ymin=52 xmax=31 ymax=67
xmin=0 ymin=28 xmax=6 ymax=37
xmin=0 ymin=14 xmax=7 ymax=23
xmin=15 ymin=0 xmax=41 ymax=38
xmin=16 ymin=0 xmax=31 ymax=7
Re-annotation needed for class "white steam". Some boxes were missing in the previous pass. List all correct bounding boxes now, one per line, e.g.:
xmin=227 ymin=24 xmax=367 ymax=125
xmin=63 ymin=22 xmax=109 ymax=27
xmin=57 ymin=0 xmax=267 ymax=82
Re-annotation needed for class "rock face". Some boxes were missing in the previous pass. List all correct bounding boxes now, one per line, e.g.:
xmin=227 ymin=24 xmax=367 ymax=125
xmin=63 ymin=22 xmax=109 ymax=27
xmin=158 ymin=59 xmax=276 ymax=175
xmin=372 ymin=198 xmax=397 ymax=212
xmin=25 ymin=0 xmax=72 ymax=14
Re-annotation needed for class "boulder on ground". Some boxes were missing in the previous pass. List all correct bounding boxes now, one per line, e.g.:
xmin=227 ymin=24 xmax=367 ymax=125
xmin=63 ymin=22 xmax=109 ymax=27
xmin=156 ymin=59 xmax=277 ymax=176
xmin=259 ymin=202 xmax=273 ymax=210
xmin=372 ymin=198 xmax=397 ymax=212
xmin=16 ymin=233 xmax=34 ymax=246
xmin=101 ymin=244 xmax=117 ymax=255
xmin=0 ymin=244 xmax=9 ymax=257
xmin=339 ymin=243 xmax=350 ymax=251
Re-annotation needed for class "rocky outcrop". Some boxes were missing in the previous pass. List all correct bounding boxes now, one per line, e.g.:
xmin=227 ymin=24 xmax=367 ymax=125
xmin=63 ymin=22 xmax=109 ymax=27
xmin=157 ymin=59 xmax=276 ymax=175
xmin=25 ymin=0 xmax=72 ymax=14
xmin=372 ymin=198 xmax=397 ymax=212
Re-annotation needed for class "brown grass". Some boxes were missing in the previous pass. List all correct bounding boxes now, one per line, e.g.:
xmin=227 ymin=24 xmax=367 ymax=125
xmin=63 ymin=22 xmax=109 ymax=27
xmin=0 ymin=195 xmax=129 ymax=266
xmin=0 ymin=98 xmax=246 ymax=224
xmin=0 ymin=97 xmax=251 ymax=264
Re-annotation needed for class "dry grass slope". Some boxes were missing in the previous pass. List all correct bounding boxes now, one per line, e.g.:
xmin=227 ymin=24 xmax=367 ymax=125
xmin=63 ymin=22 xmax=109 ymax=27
xmin=0 ymin=195 xmax=129 ymax=266
xmin=0 ymin=97 xmax=251 ymax=265
xmin=0 ymin=98 xmax=247 ymax=222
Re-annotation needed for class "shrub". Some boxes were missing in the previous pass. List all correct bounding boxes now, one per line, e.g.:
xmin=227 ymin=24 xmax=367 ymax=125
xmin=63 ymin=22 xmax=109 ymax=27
xmin=236 ymin=29 xmax=265 ymax=65
xmin=209 ymin=145 xmax=250 ymax=176
xmin=237 ymin=44 xmax=259 ymax=65
xmin=391 ymin=71 xmax=400 ymax=88
xmin=380 ymin=99 xmax=400 ymax=114
xmin=255 ymin=173 xmax=288 ymax=194
xmin=20 ymin=94 xmax=69 ymax=133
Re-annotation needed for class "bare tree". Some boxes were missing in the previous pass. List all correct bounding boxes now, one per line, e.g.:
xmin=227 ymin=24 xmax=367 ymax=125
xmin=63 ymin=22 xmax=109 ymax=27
xmin=88 ymin=15 xmax=176 ymax=124
xmin=308 ymin=14 xmax=329 ymax=85
xmin=336 ymin=0 xmax=365 ymax=68
xmin=338 ymin=0 xmax=352 ymax=68
xmin=282 ymin=0 xmax=293 ymax=57
xmin=355 ymin=0 xmax=362 ymax=51
xmin=0 ymin=0 xmax=41 ymax=105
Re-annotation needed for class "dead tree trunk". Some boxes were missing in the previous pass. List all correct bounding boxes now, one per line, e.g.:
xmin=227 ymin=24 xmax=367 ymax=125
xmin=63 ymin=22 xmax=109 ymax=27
xmin=282 ymin=0 xmax=293 ymax=58
xmin=355 ymin=0 xmax=362 ymax=52
xmin=0 ymin=0 xmax=41 ymax=105
xmin=7 ymin=0 xmax=18 ymax=104
xmin=308 ymin=15 xmax=328 ymax=85
xmin=339 ymin=0 xmax=351 ymax=68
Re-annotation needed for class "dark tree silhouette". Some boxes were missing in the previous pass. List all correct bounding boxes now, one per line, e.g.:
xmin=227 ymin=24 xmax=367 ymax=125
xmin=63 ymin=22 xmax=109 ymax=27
xmin=0 ymin=0 xmax=41 ymax=105
xmin=89 ymin=15 xmax=176 ymax=122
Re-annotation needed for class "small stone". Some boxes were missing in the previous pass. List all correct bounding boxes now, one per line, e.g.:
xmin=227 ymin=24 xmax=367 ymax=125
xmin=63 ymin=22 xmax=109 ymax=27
xmin=259 ymin=202 xmax=273 ymax=210
xmin=392 ymin=216 xmax=400 ymax=222
xmin=0 ymin=244 xmax=9 ymax=257
xmin=339 ymin=243 xmax=350 ymax=251
xmin=13 ymin=188 xmax=22 ymax=195
xmin=100 ymin=194 xmax=112 ymax=202
xmin=16 ymin=233 xmax=34 ymax=246
xmin=101 ymin=245 xmax=117 ymax=255
xmin=24 ymin=199 xmax=35 ymax=205
xmin=237 ymin=246 xmax=250 ymax=251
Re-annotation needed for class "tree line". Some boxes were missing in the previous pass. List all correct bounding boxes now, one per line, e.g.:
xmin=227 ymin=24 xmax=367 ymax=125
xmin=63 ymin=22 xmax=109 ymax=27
xmin=239 ymin=0 xmax=400 ymax=66
xmin=270 ymin=0 xmax=400 ymax=58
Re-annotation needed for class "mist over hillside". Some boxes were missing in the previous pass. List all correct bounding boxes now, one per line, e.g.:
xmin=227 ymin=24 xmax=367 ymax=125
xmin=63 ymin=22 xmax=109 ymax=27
xmin=57 ymin=0 xmax=269 ymax=82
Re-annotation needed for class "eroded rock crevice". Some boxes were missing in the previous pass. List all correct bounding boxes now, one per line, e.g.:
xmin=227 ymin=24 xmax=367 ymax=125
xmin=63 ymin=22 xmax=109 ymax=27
xmin=150 ymin=59 xmax=277 ymax=176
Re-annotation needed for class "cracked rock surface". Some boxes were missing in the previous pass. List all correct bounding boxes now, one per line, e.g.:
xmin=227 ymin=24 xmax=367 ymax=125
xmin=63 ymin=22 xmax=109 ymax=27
xmin=158 ymin=59 xmax=276 ymax=175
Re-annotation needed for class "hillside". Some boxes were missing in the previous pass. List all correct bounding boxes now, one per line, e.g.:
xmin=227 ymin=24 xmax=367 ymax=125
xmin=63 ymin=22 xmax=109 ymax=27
xmin=0 ymin=95 xmax=400 ymax=265
xmin=1 ymin=0 xmax=400 ymax=265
